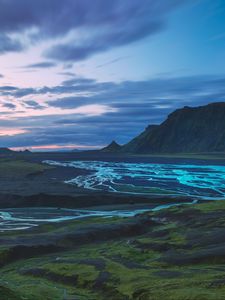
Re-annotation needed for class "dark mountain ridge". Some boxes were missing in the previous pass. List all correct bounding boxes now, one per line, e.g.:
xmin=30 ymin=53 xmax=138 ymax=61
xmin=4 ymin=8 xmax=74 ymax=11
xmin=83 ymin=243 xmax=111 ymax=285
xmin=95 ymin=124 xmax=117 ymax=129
xmin=0 ymin=147 xmax=14 ymax=154
xmin=122 ymin=102 xmax=225 ymax=153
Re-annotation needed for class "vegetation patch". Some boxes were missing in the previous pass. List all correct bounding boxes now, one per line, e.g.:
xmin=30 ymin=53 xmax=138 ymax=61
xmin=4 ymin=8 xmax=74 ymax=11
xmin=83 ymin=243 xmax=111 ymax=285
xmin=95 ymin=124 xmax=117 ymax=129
xmin=0 ymin=159 xmax=52 ymax=178
xmin=1 ymin=200 xmax=225 ymax=299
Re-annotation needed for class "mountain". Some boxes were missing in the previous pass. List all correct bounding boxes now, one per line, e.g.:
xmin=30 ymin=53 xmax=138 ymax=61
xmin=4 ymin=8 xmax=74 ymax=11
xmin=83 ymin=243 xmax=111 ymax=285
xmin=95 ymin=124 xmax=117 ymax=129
xmin=122 ymin=102 xmax=225 ymax=153
xmin=0 ymin=148 xmax=14 ymax=154
xmin=101 ymin=140 xmax=122 ymax=152
xmin=22 ymin=149 xmax=32 ymax=154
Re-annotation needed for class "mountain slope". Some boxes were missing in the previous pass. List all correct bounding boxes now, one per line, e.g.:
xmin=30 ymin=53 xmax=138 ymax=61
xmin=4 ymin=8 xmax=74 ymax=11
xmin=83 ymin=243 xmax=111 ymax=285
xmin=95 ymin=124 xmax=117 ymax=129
xmin=101 ymin=140 xmax=122 ymax=152
xmin=0 ymin=148 xmax=15 ymax=154
xmin=122 ymin=102 xmax=225 ymax=153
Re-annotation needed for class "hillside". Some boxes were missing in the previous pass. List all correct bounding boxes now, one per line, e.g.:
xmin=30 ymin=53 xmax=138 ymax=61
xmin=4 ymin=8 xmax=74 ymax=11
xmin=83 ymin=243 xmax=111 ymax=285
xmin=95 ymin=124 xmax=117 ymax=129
xmin=0 ymin=148 xmax=14 ymax=154
xmin=2 ymin=200 xmax=225 ymax=299
xmin=101 ymin=140 xmax=122 ymax=152
xmin=122 ymin=102 xmax=225 ymax=153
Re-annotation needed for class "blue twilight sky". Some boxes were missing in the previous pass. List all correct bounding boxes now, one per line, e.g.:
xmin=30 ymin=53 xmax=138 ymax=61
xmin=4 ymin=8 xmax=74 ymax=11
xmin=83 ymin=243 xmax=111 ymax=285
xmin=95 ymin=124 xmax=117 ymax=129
xmin=0 ymin=0 xmax=224 ymax=150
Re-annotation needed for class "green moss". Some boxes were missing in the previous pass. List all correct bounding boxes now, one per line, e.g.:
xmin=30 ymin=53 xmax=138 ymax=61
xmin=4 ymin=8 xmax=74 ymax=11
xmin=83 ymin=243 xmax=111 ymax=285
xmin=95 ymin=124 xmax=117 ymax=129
xmin=3 ymin=244 xmax=225 ymax=300
xmin=0 ymin=247 xmax=10 ymax=265
xmin=169 ymin=231 xmax=186 ymax=246
xmin=0 ymin=285 xmax=22 ymax=300
xmin=1 ymin=270 xmax=99 ymax=300
xmin=0 ymin=160 xmax=52 ymax=177
xmin=105 ymin=260 xmax=153 ymax=297
xmin=194 ymin=200 xmax=225 ymax=212
xmin=43 ymin=262 xmax=99 ymax=283
xmin=2 ymin=200 xmax=225 ymax=299
xmin=102 ymin=241 xmax=160 ymax=264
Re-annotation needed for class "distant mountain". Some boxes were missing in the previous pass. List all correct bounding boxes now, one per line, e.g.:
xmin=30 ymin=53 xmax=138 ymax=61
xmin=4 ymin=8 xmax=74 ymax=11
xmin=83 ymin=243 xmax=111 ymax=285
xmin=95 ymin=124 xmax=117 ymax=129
xmin=122 ymin=102 xmax=225 ymax=153
xmin=0 ymin=148 xmax=14 ymax=154
xmin=101 ymin=141 xmax=122 ymax=152
xmin=22 ymin=149 xmax=32 ymax=154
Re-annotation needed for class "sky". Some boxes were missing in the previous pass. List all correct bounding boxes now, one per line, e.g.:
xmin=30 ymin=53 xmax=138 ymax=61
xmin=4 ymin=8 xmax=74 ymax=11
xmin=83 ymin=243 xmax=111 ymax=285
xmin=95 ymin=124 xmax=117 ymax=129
xmin=0 ymin=0 xmax=225 ymax=151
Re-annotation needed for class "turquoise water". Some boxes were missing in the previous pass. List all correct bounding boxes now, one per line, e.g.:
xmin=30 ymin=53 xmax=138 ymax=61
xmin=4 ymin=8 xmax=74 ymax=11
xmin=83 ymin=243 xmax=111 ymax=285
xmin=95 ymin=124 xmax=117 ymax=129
xmin=44 ymin=160 xmax=225 ymax=199
xmin=2 ymin=203 xmax=196 ymax=231
xmin=0 ymin=207 xmax=152 ymax=231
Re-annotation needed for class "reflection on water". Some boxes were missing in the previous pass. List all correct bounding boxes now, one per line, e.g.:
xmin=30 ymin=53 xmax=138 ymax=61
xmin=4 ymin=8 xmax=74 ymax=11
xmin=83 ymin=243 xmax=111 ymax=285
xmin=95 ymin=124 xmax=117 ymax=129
xmin=44 ymin=160 xmax=225 ymax=199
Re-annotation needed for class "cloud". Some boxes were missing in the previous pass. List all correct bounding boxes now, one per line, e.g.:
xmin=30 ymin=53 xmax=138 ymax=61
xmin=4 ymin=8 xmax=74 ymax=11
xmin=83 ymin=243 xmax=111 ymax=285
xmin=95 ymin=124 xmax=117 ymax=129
xmin=1 ymin=74 xmax=225 ymax=111
xmin=24 ymin=61 xmax=57 ymax=69
xmin=0 ymin=74 xmax=224 ymax=149
xmin=57 ymin=71 xmax=75 ymax=77
xmin=2 ymin=103 xmax=16 ymax=109
xmin=43 ymin=0 xmax=175 ymax=62
xmin=0 ymin=33 xmax=24 ymax=54
xmin=0 ymin=77 xmax=114 ymax=98
xmin=45 ymin=75 xmax=225 ymax=110
xmin=0 ymin=74 xmax=4 ymax=78
xmin=0 ymin=0 xmax=186 ymax=59
xmin=61 ymin=77 xmax=96 ymax=86
xmin=96 ymin=56 xmax=129 ymax=68
xmin=13 ymin=88 xmax=37 ymax=98
xmin=23 ymin=100 xmax=45 ymax=110
xmin=0 ymin=128 xmax=28 ymax=136
xmin=0 ymin=86 xmax=18 ymax=91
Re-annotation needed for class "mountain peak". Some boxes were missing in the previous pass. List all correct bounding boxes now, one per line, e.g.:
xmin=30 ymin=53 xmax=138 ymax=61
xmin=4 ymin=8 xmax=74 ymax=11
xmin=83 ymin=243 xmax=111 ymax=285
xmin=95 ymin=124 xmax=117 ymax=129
xmin=101 ymin=140 xmax=122 ymax=152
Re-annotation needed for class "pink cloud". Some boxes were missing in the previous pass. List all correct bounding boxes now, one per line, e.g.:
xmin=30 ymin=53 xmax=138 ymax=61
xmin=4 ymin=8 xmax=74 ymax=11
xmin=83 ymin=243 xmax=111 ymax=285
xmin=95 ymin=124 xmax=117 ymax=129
xmin=0 ymin=128 xmax=28 ymax=136
xmin=11 ymin=143 xmax=103 ymax=151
